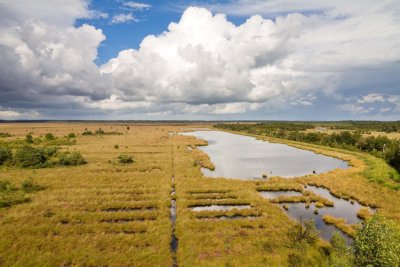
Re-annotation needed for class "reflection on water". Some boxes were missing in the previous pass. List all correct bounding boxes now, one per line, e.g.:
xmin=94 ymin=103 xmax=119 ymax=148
xmin=199 ymin=215 xmax=260 ymax=220
xmin=260 ymin=186 xmax=374 ymax=244
xmin=182 ymin=131 xmax=348 ymax=179
xmin=281 ymin=202 xmax=353 ymax=244
xmin=190 ymin=205 xmax=251 ymax=212
xmin=259 ymin=191 xmax=303 ymax=199
xmin=305 ymin=186 xmax=366 ymax=224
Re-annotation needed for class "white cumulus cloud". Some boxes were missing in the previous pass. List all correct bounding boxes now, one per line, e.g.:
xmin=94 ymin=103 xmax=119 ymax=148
xmin=0 ymin=1 xmax=399 ymax=119
xmin=101 ymin=5 xmax=400 ymax=117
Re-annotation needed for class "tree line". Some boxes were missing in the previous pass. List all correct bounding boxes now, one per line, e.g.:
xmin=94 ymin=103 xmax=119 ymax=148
xmin=215 ymin=123 xmax=400 ymax=174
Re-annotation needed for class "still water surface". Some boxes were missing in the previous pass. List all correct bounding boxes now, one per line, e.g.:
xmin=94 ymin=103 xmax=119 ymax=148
xmin=260 ymin=185 xmax=374 ymax=244
xmin=183 ymin=131 xmax=348 ymax=179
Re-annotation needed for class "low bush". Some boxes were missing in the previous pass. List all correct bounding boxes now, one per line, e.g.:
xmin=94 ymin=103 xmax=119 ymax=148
xmin=14 ymin=145 xmax=48 ymax=168
xmin=0 ymin=132 xmax=11 ymax=138
xmin=44 ymin=133 xmax=55 ymax=141
xmin=288 ymin=218 xmax=319 ymax=246
xmin=328 ymin=232 xmax=352 ymax=267
xmin=1 ymin=140 xmax=83 ymax=168
xmin=82 ymin=130 xmax=93 ymax=136
xmin=95 ymin=128 xmax=105 ymax=135
xmin=58 ymin=152 xmax=87 ymax=166
xmin=25 ymin=133 xmax=33 ymax=144
xmin=67 ymin=133 xmax=76 ymax=138
xmin=0 ymin=146 xmax=13 ymax=165
xmin=0 ymin=180 xmax=17 ymax=192
xmin=21 ymin=177 xmax=45 ymax=193
xmin=44 ymin=146 xmax=59 ymax=157
xmin=118 ymin=154 xmax=134 ymax=164
xmin=82 ymin=128 xmax=122 ymax=136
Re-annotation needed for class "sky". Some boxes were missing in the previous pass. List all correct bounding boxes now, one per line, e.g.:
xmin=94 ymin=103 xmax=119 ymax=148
xmin=0 ymin=0 xmax=399 ymax=121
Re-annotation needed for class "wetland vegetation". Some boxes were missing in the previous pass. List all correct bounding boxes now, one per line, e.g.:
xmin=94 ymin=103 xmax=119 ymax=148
xmin=0 ymin=121 xmax=399 ymax=266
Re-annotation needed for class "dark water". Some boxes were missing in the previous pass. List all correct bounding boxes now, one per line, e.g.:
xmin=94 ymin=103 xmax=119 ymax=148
xmin=170 ymin=176 xmax=178 ymax=262
xmin=170 ymin=199 xmax=178 ymax=250
xmin=182 ymin=131 xmax=348 ymax=179
xmin=260 ymin=186 xmax=374 ymax=244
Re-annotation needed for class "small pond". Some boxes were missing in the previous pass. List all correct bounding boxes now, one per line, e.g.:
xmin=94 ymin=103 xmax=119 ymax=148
xmin=182 ymin=131 xmax=349 ymax=179
xmin=259 ymin=191 xmax=303 ymax=199
xmin=189 ymin=204 xmax=251 ymax=212
xmin=260 ymin=186 xmax=375 ymax=244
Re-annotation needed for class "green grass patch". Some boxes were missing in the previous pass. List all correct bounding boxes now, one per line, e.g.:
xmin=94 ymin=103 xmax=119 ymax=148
xmin=0 ymin=178 xmax=45 ymax=208
xmin=118 ymin=154 xmax=134 ymax=164
xmin=362 ymin=153 xmax=400 ymax=190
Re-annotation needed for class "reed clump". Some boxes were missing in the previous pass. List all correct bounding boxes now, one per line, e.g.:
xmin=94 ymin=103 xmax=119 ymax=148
xmin=322 ymin=215 xmax=357 ymax=237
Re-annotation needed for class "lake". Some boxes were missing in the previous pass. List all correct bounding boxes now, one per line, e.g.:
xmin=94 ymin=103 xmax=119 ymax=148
xmin=183 ymin=130 xmax=348 ymax=179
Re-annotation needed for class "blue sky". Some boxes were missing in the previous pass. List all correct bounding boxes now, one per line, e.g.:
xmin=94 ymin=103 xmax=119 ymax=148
xmin=77 ymin=0 xmax=180 ymax=64
xmin=0 ymin=0 xmax=399 ymax=120
xmin=77 ymin=0 xmax=248 ymax=65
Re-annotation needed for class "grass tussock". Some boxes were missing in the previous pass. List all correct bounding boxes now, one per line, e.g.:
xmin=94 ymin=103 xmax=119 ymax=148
xmin=322 ymin=214 xmax=357 ymax=237
xmin=255 ymin=178 xmax=304 ymax=192
xmin=187 ymin=189 xmax=231 ymax=194
xmin=271 ymin=190 xmax=334 ymax=207
xmin=193 ymin=208 xmax=262 ymax=219
xmin=357 ymin=207 xmax=373 ymax=221
xmin=191 ymin=148 xmax=215 ymax=170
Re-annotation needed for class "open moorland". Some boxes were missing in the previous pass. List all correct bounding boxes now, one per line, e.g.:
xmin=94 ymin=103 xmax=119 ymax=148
xmin=0 ymin=122 xmax=399 ymax=266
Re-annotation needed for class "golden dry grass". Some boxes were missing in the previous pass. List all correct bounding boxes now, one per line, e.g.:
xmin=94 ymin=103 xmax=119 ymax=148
xmin=0 ymin=122 xmax=399 ymax=266
xmin=304 ymin=129 xmax=400 ymax=140
xmin=0 ymin=123 xmax=174 ymax=266
xmin=363 ymin=131 xmax=400 ymax=139
xmin=357 ymin=207 xmax=373 ymax=220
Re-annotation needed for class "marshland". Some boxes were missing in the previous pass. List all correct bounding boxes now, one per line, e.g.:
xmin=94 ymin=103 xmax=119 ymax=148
xmin=0 ymin=121 xmax=399 ymax=266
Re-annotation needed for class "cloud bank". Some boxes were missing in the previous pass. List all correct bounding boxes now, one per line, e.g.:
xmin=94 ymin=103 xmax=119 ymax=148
xmin=0 ymin=0 xmax=399 ymax=119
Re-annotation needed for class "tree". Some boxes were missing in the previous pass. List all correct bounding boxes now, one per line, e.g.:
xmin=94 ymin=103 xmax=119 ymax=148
xmin=353 ymin=215 xmax=400 ymax=267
